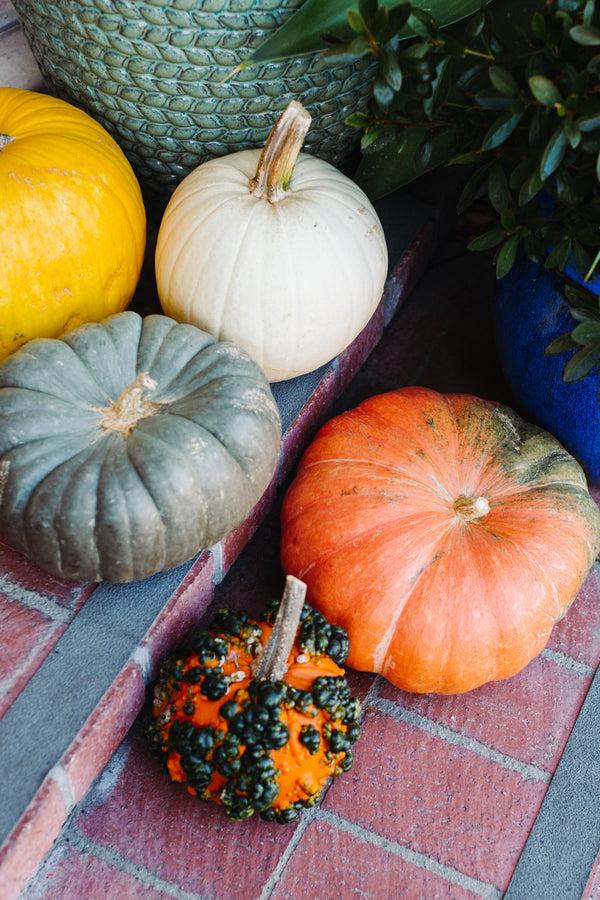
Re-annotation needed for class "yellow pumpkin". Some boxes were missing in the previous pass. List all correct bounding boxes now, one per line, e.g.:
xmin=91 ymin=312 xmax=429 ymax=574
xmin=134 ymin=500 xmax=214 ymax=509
xmin=0 ymin=88 xmax=146 ymax=359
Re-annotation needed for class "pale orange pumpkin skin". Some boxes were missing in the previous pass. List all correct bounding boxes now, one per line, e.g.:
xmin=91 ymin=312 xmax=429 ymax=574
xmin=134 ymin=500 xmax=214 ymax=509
xmin=0 ymin=88 xmax=145 ymax=359
xmin=281 ymin=387 xmax=600 ymax=694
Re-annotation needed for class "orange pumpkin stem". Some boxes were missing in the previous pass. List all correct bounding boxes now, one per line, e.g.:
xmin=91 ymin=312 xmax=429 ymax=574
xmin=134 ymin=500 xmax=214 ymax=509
xmin=250 ymin=101 xmax=312 ymax=204
xmin=253 ymin=575 xmax=307 ymax=681
xmin=453 ymin=494 xmax=490 ymax=521
xmin=98 ymin=372 xmax=159 ymax=436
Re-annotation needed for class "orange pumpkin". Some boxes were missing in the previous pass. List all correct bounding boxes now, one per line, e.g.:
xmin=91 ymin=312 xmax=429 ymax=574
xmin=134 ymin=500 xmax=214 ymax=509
xmin=281 ymin=387 xmax=600 ymax=694
xmin=0 ymin=88 xmax=145 ymax=359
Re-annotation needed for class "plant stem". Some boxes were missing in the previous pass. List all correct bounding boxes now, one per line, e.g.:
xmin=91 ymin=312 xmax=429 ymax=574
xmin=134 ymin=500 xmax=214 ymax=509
xmin=253 ymin=576 xmax=307 ymax=681
xmin=250 ymin=101 xmax=312 ymax=203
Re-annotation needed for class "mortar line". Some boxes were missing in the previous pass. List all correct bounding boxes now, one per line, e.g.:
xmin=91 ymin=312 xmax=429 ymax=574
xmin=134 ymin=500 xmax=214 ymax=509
xmin=369 ymin=697 xmax=551 ymax=783
xmin=0 ymin=574 xmax=72 ymax=624
xmin=540 ymin=647 xmax=595 ymax=678
xmin=317 ymin=809 xmax=502 ymax=900
xmin=68 ymin=825 xmax=207 ymax=900
xmin=258 ymin=808 xmax=315 ymax=900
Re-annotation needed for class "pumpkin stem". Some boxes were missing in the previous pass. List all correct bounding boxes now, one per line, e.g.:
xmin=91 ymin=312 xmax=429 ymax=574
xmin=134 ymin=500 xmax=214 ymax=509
xmin=253 ymin=575 xmax=307 ymax=681
xmin=453 ymin=494 xmax=490 ymax=521
xmin=0 ymin=134 xmax=13 ymax=150
xmin=250 ymin=101 xmax=312 ymax=203
xmin=98 ymin=372 xmax=159 ymax=437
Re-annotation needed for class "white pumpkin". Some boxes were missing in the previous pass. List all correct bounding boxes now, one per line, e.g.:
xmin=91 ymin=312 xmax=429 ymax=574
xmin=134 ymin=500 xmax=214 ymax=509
xmin=155 ymin=102 xmax=388 ymax=382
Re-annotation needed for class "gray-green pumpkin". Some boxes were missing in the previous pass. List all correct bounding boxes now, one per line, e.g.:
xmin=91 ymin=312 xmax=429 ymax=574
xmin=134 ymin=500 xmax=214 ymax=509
xmin=0 ymin=312 xmax=281 ymax=583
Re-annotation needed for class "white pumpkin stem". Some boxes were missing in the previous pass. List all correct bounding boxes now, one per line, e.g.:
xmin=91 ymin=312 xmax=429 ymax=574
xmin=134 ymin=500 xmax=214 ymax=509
xmin=253 ymin=575 xmax=307 ymax=681
xmin=250 ymin=101 xmax=312 ymax=203
xmin=99 ymin=372 xmax=159 ymax=436
xmin=0 ymin=134 xmax=13 ymax=150
xmin=453 ymin=494 xmax=490 ymax=521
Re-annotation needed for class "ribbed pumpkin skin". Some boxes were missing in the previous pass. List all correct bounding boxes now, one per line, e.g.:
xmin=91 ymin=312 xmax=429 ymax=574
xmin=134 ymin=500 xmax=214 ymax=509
xmin=0 ymin=88 xmax=146 ymax=360
xmin=156 ymin=151 xmax=388 ymax=382
xmin=0 ymin=312 xmax=281 ymax=583
xmin=281 ymin=387 xmax=600 ymax=694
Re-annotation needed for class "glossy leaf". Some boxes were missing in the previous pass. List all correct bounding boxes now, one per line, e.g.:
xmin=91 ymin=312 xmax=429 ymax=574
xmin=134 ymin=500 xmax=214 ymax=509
xmin=571 ymin=322 xmax=600 ymax=345
xmin=482 ymin=111 xmax=524 ymax=151
xmin=496 ymin=235 xmax=520 ymax=278
xmin=487 ymin=163 xmax=511 ymax=212
xmin=489 ymin=66 xmax=519 ymax=97
xmin=545 ymin=333 xmax=576 ymax=355
xmin=570 ymin=24 xmax=600 ymax=44
xmin=528 ymin=75 xmax=562 ymax=106
xmin=563 ymin=344 xmax=600 ymax=381
xmin=467 ymin=228 xmax=507 ymax=251
xmin=239 ymin=0 xmax=491 ymax=67
xmin=540 ymin=128 xmax=568 ymax=179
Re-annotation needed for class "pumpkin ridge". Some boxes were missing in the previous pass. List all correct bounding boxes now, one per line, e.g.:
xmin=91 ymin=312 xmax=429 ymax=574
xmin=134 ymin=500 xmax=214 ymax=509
xmin=374 ymin=524 xmax=456 ymax=671
xmin=214 ymin=201 xmax=262 ymax=345
xmin=301 ymin=457 xmax=455 ymax=501
xmin=157 ymin=410 xmax=260 ymax=486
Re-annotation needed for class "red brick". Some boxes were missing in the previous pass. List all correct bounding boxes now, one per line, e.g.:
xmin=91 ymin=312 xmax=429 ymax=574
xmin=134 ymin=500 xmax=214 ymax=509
xmin=548 ymin=566 xmax=600 ymax=668
xmin=24 ymin=846 xmax=167 ymax=900
xmin=61 ymin=661 xmax=146 ymax=804
xmin=219 ymin=473 xmax=278 ymax=578
xmin=583 ymin=849 xmax=600 ymax=900
xmin=0 ymin=776 xmax=68 ymax=900
xmin=279 ymin=367 xmax=336 ymax=483
xmin=77 ymin=731 xmax=298 ymax=898
xmin=324 ymin=708 xmax=547 ymax=890
xmin=335 ymin=300 xmax=385 ymax=395
xmin=273 ymin=818 xmax=478 ymax=900
xmin=0 ymin=539 xmax=94 ymax=611
xmin=378 ymin=653 xmax=590 ymax=772
xmin=137 ymin=551 xmax=214 ymax=677
xmin=0 ymin=597 xmax=61 ymax=720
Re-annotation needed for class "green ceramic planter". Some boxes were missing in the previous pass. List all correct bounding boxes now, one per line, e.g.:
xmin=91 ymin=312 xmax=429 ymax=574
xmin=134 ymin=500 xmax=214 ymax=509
xmin=12 ymin=0 xmax=376 ymax=196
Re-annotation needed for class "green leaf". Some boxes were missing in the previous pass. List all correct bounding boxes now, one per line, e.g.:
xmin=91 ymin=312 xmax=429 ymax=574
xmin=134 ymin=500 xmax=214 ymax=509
xmin=573 ymin=241 xmax=593 ymax=277
xmin=468 ymin=228 xmax=507 ymax=251
xmin=482 ymin=111 xmax=524 ymax=151
xmin=565 ymin=284 xmax=599 ymax=311
xmin=545 ymin=239 xmax=572 ymax=270
xmin=475 ymin=89 xmax=512 ymax=110
xmin=571 ymin=322 xmax=600 ymax=345
xmin=347 ymin=34 xmax=371 ymax=55
xmin=424 ymin=57 xmax=452 ymax=117
xmin=347 ymin=10 xmax=367 ymax=34
xmin=408 ymin=8 xmax=438 ymax=38
xmin=545 ymin=333 xmax=576 ymax=355
xmin=570 ymin=24 xmax=600 ymax=45
xmin=381 ymin=46 xmax=403 ymax=90
xmin=355 ymin=126 xmax=455 ymax=199
xmin=359 ymin=0 xmax=378 ymax=23
xmin=457 ymin=163 xmax=493 ymax=213
xmin=487 ymin=163 xmax=511 ymax=213
xmin=579 ymin=113 xmax=600 ymax=133
xmin=489 ymin=66 xmax=519 ymax=97
xmin=447 ymin=151 xmax=482 ymax=166
xmin=509 ymin=159 xmax=535 ymax=191
xmin=345 ymin=112 xmax=370 ymax=128
xmin=519 ymin=168 xmax=544 ymax=205
xmin=530 ymin=11 xmax=546 ymax=41
xmin=563 ymin=345 xmax=600 ymax=381
xmin=540 ymin=128 xmax=568 ymax=179
xmin=361 ymin=126 xmax=383 ymax=150
xmin=496 ymin=235 xmax=520 ymax=278
xmin=374 ymin=78 xmax=395 ymax=107
xmin=238 ymin=0 xmax=488 ymax=67
xmin=528 ymin=75 xmax=562 ymax=106
xmin=564 ymin=119 xmax=581 ymax=148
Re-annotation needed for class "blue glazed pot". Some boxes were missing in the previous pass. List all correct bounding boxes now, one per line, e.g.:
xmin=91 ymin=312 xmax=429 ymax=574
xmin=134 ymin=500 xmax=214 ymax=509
xmin=494 ymin=258 xmax=600 ymax=483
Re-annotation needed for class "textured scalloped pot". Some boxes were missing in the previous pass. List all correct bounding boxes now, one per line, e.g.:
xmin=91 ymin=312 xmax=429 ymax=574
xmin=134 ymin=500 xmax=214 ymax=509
xmin=155 ymin=102 xmax=388 ymax=382
xmin=0 ymin=312 xmax=281 ymax=583
xmin=281 ymin=387 xmax=600 ymax=694
xmin=0 ymin=88 xmax=146 ymax=360
xmin=10 ymin=0 xmax=376 ymax=194
xmin=494 ymin=258 xmax=600 ymax=484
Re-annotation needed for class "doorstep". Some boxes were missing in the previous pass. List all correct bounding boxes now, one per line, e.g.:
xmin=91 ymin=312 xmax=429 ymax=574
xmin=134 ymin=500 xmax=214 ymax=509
xmin=20 ymin=243 xmax=600 ymax=900
xmin=0 ymin=177 xmax=455 ymax=898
